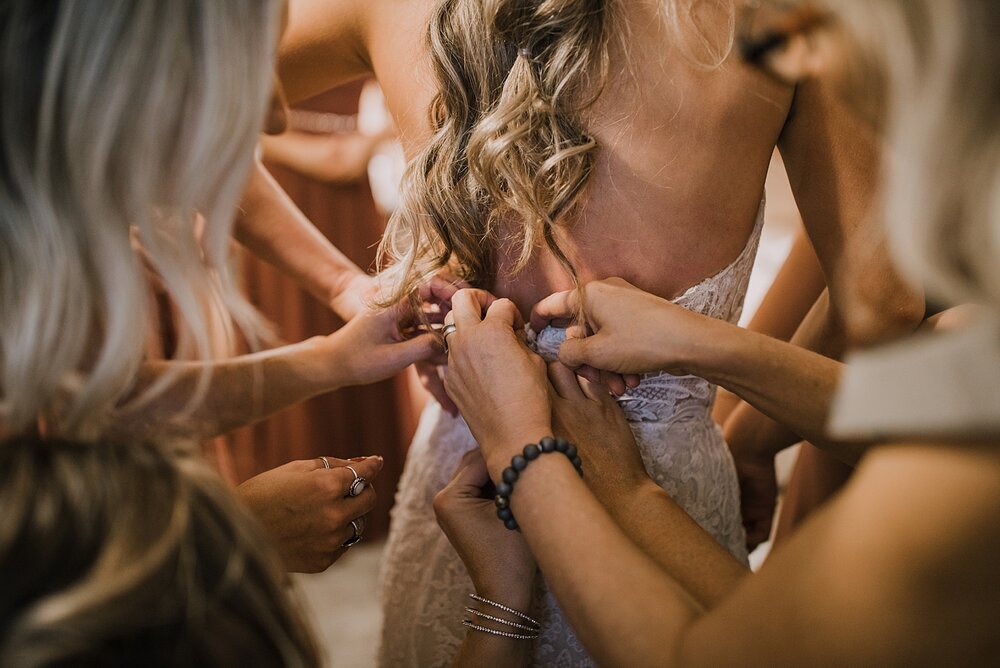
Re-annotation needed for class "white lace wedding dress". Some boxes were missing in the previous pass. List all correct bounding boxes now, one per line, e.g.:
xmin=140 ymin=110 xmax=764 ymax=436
xmin=378 ymin=206 xmax=764 ymax=667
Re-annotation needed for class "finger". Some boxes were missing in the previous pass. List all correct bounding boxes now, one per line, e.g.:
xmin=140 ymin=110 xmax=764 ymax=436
xmin=387 ymin=332 xmax=440 ymax=368
xmin=422 ymin=306 xmax=447 ymax=325
xmin=530 ymin=290 xmax=579 ymax=333
xmin=625 ymin=374 xmax=642 ymax=389
xmin=484 ymin=298 xmax=525 ymax=331
xmin=330 ymin=486 xmax=378 ymax=521
xmin=319 ymin=456 xmax=384 ymax=495
xmin=547 ymin=362 xmax=585 ymax=400
xmin=418 ymin=362 xmax=458 ymax=416
xmin=577 ymin=375 xmax=616 ymax=405
xmin=575 ymin=364 xmax=603 ymax=386
xmin=601 ymin=369 xmax=627 ymax=396
xmin=451 ymin=448 xmax=491 ymax=492
xmin=557 ymin=333 xmax=608 ymax=370
xmin=451 ymin=289 xmax=495 ymax=328
xmin=419 ymin=275 xmax=461 ymax=307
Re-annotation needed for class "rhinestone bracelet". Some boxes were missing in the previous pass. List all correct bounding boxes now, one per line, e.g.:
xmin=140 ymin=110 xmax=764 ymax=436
xmin=462 ymin=619 xmax=539 ymax=640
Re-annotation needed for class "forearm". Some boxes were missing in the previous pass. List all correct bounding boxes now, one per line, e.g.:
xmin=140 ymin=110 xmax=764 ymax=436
xmin=679 ymin=288 xmax=874 ymax=464
xmin=452 ymin=583 xmax=535 ymax=668
xmin=235 ymin=163 xmax=366 ymax=316
xmin=509 ymin=456 xmax=702 ymax=667
xmin=120 ymin=337 xmax=348 ymax=441
xmin=600 ymin=482 xmax=750 ymax=607
xmin=260 ymin=132 xmax=384 ymax=184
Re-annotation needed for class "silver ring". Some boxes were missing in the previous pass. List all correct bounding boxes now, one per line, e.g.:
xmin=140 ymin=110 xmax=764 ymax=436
xmin=319 ymin=456 xmax=331 ymax=469
xmin=342 ymin=517 xmax=365 ymax=548
xmin=441 ymin=323 xmax=458 ymax=354
xmin=345 ymin=465 xmax=367 ymax=498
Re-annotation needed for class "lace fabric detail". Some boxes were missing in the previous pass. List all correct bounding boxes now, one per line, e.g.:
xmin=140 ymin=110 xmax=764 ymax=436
xmin=378 ymin=203 xmax=764 ymax=667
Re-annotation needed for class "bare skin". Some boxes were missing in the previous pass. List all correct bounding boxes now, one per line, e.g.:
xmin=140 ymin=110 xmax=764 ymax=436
xmin=279 ymin=0 xmax=922 ymax=337
xmin=436 ymin=288 xmax=1000 ymax=667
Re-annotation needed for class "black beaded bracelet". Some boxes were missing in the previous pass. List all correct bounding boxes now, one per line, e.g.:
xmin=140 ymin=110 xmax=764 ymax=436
xmin=494 ymin=437 xmax=583 ymax=531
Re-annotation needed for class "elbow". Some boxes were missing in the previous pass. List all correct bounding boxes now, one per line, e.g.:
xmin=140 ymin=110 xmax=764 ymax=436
xmin=833 ymin=270 xmax=925 ymax=348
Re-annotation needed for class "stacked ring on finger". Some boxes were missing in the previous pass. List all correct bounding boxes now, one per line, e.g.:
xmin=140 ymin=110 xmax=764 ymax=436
xmin=345 ymin=465 xmax=367 ymax=498
xmin=441 ymin=323 xmax=458 ymax=354
xmin=342 ymin=516 xmax=366 ymax=548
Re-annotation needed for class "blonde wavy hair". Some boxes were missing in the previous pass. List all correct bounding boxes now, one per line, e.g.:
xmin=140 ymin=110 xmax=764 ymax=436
xmin=0 ymin=435 xmax=320 ymax=667
xmin=378 ymin=0 xmax=735 ymax=305
xmin=833 ymin=0 xmax=1000 ymax=309
xmin=0 ymin=0 xmax=279 ymax=439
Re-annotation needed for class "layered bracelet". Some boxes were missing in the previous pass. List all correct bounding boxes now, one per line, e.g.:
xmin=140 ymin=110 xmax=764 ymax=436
xmin=462 ymin=593 xmax=541 ymax=640
xmin=494 ymin=437 xmax=583 ymax=531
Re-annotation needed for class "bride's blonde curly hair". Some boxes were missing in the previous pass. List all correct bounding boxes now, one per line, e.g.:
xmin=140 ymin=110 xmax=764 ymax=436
xmin=378 ymin=0 xmax=735 ymax=304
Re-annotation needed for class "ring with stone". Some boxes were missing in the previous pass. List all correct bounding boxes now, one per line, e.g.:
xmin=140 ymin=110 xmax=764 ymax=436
xmin=342 ymin=517 xmax=365 ymax=548
xmin=345 ymin=465 xmax=367 ymax=498
xmin=441 ymin=323 xmax=458 ymax=354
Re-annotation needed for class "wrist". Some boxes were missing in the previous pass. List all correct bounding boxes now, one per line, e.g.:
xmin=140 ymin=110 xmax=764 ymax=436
xmin=482 ymin=426 xmax=553 ymax=481
xmin=676 ymin=316 xmax=746 ymax=384
xmin=327 ymin=270 xmax=368 ymax=315
xmin=303 ymin=334 xmax=353 ymax=391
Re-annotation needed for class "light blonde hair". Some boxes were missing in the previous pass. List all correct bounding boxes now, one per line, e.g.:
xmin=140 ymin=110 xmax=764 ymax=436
xmin=378 ymin=0 xmax=735 ymax=306
xmin=0 ymin=435 xmax=320 ymax=667
xmin=0 ymin=0 xmax=279 ymax=439
xmin=834 ymin=0 xmax=1000 ymax=309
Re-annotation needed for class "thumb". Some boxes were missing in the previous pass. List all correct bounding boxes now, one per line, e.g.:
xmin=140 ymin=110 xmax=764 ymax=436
xmin=450 ymin=448 xmax=491 ymax=495
xmin=388 ymin=332 xmax=440 ymax=368
xmin=557 ymin=333 xmax=608 ymax=370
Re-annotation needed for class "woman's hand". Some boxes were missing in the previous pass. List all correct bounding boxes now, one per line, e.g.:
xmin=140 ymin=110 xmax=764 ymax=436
xmin=236 ymin=455 xmax=382 ymax=573
xmin=434 ymin=449 xmax=536 ymax=607
xmin=442 ymin=289 xmax=553 ymax=477
xmin=323 ymin=297 xmax=442 ymax=388
xmin=547 ymin=363 xmax=653 ymax=507
xmin=530 ymin=278 xmax=729 ymax=380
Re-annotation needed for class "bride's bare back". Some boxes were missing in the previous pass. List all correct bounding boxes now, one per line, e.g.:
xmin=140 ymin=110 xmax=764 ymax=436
xmin=280 ymin=0 xmax=894 ymax=326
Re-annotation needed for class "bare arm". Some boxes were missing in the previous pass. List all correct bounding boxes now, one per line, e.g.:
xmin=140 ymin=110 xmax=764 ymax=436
xmin=279 ymin=0 xmax=373 ymax=104
xmin=501 ymin=440 xmax=1000 ymax=667
xmin=714 ymin=227 xmax=824 ymax=423
xmin=117 ymin=303 xmax=436 ymax=442
xmin=234 ymin=162 xmax=374 ymax=320
xmin=533 ymin=280 xmax=860 ymax=462
xmin=259 ymin=131 xmax=385 ymax=184
xmin=445 ymin=290 xmax=1000 ymax=667
xmin=777 ymin=79 xmax=924 ymax=346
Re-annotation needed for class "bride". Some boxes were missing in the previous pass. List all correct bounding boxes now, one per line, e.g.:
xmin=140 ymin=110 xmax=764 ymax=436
xmin=278 ymin=0 xmax=921 ymax=664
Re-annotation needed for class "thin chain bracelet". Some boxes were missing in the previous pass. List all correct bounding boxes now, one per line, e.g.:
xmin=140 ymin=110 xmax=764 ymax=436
xmin=464 ymin=607 xmax=539 ymax=633
xmin=469 ymin=594 xmax=541 ymax=628
xmin=462 ymin=619 xmax=539 ymax=640
xmin=494 ymin=437 xmax=583 ymax=531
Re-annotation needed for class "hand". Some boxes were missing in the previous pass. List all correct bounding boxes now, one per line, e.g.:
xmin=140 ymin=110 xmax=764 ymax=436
xmin=330 ymin=272 xmax=380 ymax=321
xmin=547 ymin=363 xmax=652 ymax=507
xmin=411 ymin=274 xmax=465 ymax=415
xmin=442 ymin=290 xmax=552 ymax=477
xmin=722 ymin=410 xmax=780 ymax=551
xmin=434 ymin=449 xmax=537 ymax=606
xmin=331 ymin=271 xmax=460 ymax=324
xmin=237 ymin=456 xmax=383 ymax=573
xmin=531 ymin=278 xmax=727 ymax=381
xmin=325 ymin=297 xmax=441 ymax=388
